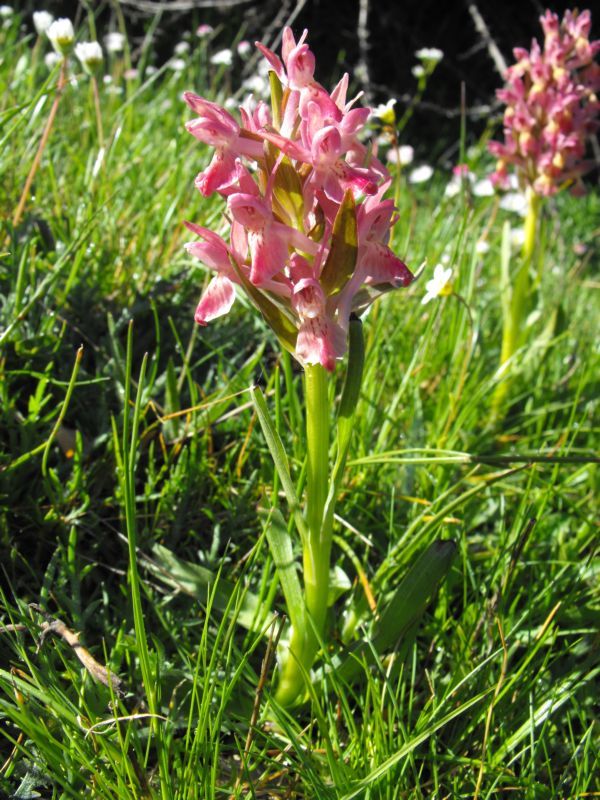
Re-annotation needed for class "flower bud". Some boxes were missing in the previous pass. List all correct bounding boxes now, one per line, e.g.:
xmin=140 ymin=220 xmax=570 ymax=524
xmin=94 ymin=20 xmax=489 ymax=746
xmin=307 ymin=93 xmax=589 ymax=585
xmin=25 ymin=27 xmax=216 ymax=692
xmin=47 ymin=17 xmax=74 ymax=56
xmin=75 ymin=41 xmax=103 ymax=75
xmin=33 ymin=10 xmax=54 ymax=35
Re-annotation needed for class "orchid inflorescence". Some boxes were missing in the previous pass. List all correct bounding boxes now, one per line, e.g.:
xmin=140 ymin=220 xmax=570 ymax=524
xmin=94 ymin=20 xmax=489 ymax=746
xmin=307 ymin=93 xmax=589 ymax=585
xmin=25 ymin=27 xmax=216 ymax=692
xmin=489 ymin=8 xmax=600 ymax=197
xmin=183 ymin=27 xmax=414 ymax=372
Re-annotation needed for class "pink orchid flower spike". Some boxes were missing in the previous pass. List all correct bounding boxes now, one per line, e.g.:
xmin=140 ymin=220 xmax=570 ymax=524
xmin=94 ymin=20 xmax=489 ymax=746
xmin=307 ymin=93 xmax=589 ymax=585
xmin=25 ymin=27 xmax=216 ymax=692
xmin=183 ymin=26 xmax=413 ymax=371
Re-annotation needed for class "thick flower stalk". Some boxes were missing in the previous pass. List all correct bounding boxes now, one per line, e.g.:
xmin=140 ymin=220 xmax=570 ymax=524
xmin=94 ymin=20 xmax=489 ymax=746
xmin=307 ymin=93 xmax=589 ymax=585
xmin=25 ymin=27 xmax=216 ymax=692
xmin=488 ymin=9 xmax=599 ymax=415
xmin=184 ymin=27 xmax=413 ymax=705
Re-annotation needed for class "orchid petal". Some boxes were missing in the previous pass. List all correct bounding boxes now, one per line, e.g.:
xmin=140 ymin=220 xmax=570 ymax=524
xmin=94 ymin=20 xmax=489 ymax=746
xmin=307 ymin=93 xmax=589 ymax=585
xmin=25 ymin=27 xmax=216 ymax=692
xmin=194 ymin=275 xmax=236 ymax=325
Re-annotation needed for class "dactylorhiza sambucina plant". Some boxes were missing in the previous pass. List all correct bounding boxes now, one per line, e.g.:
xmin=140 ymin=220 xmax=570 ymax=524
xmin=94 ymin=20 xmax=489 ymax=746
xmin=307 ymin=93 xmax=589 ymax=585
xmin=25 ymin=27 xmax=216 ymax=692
xmin=488 ymin=8 xmax=599 ymax=414
xmin=182 ymin=28 xmax=433 ymax=707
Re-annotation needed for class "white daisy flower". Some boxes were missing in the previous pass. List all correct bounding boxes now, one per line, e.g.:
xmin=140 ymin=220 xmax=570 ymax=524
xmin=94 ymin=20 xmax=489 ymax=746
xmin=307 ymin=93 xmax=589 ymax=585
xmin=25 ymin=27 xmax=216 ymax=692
xmin=47 ymin=17 xmax=74 ymax=56
xmin=74 ymin=41 xmax=103 ymax=74
xmin=210 ymin=48 xmax=233 ymax=67
xmin=104 ymin=31 xmax=125 ymax=53
xmin=415 ymin=47 xmax=443 ymax=63
xmin=473 ymin=178 xmax=495 ymax=197
xmin=33 ymin=10 xmax=53 ymax=34
xmin=386 ymin=145 xmax=415 ymax=166
xmin=499 ymin=191 xmax=527 ymax=216
xmin=371 ymin=98 xmax=396 ymax=124
xmin=409 ymin=165 xmax=434 ymax=184
xmin=422 ymin=264 xmax=453 ymax=304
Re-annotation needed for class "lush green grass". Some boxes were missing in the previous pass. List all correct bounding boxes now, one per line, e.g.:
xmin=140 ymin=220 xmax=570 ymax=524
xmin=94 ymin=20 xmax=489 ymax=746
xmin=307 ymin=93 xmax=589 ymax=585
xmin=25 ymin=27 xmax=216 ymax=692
xmin=1 ymin=8 xmax=599 ymax=799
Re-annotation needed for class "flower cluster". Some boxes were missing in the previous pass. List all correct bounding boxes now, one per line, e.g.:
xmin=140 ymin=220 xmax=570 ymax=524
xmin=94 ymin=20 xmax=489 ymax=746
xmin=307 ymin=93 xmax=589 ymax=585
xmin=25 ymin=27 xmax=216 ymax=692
xmin=489 ymin=9 xmax=600 ymax=196
xmin=184 ymin=27 xmax=413 ymax=371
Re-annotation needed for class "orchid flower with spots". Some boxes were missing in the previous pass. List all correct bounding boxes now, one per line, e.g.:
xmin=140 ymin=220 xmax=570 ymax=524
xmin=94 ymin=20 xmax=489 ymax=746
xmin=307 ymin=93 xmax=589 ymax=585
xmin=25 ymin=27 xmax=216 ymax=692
xmin=184 ymin=26 xmax=413 ymax=373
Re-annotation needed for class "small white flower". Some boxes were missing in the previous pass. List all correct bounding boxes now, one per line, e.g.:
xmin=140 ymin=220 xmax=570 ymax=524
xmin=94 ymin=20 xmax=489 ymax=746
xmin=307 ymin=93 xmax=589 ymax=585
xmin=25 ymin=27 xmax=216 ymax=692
xmin=174 ymin=41 xmax=190 ymax=55
xmin=104 ymin=31 xmax=125 ymax=53
xmin=444 ymin=177 xmax=461 ymax=197
xmin=499 ymin=191 xmax=527 ymax=216
xmin=44 ymin=51 xmax=61 ymax=70
xmin=242 ymin=74 xmax=269 ymax=96
xmin=399 ymin=145 xmax=414 ymax=165
xmin=412 ymin=64 xmax=426 ymax=79
xmin=475 ymin=239 xmax=490 ymax=255
xmin=472 ymin=178 xmax=494 ymax=197
xmin=47 ymin=17 xmax=74 ymax=56
xmin=415 ymin=47 xmax=443 ymax=63
xmin=75 ymin=41 xmax=103 ymax=73
xmin=103 ymin=74 xmax=112 ymax=84
xmin=237 ymin=40 xmax=251 ymax=58
xmin=409 ymin=164 xmax=434 ymax=184
xmin=509 ymin=228 xmax=526 ymax=249
xmin=168 ymin=57 xmax=186 ymax=72
xmin=371 ymin=98 xmax=396 ymax=124
xmin=386 ymin=144 xmax=414 ymax=166
xmin=422 ymin=264 xmax=453 ymax=305
xmin=210 ymin=48 xmax=234 ymax=67
xmin=33 ymin=10 xmax=53 ymax=34
xmin=0 ymin=5 xmax=13 ymax=18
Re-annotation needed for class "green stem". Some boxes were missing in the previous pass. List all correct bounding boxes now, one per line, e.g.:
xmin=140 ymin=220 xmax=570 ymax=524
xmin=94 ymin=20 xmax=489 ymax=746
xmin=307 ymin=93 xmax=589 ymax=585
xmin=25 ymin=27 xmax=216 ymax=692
xmin=493 ymin=186 xmax=542 ymax=416
xmin=274 ymin=363 xmax=330 ymax=706
xmin=304 ymin=363 xmax=331 ymax=639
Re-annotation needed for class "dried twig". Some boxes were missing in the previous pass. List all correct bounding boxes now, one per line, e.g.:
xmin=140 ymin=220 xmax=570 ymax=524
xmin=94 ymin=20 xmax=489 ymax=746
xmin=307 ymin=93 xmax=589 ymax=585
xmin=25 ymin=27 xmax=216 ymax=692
xmin=356 ymin=0 xmax=372 ymax=105
xmin=467 ymin=2 xmax=508 ymax=77
xmin=28 ymin=604 xmax=123 ymax=697
xmin=118 ymin=0 xmax=252 ymax=10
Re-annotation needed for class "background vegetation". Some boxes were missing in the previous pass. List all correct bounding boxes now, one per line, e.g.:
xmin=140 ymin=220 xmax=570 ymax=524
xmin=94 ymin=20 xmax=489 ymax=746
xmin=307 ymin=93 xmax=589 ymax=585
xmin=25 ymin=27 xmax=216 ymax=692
xmin=0 ymin=3 xmax=598 ymax=798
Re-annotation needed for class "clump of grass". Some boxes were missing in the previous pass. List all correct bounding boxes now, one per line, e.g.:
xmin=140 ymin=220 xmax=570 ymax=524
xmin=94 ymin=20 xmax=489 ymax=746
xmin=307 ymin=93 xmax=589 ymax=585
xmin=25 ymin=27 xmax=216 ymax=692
xmin=0 ymin=7 xmax=598 ymax=798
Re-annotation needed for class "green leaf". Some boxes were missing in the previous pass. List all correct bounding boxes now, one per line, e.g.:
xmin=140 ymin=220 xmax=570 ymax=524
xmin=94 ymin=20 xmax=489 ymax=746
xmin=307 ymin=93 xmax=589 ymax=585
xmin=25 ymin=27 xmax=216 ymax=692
xmin=372 ymin=539 xmax=456 ymax=650
xmin=163 ymin=357 xmax=181 ymax=440
xmin=146 ymin=544 xmax=263 ymax=632
xmin=320 ymin=190 xmax=358 ymax=297
xmin=251 ymin=384 xmax=309 ymax=544
xmin=335 ymin=539 xmax=456 ymax=682
xmin=260 ymin=507 xmax=305 ymax=633
xmin=268 ymin=70 xmax=284 ymax=129
xmin=273 ymin=156 xmax=305 ymax=229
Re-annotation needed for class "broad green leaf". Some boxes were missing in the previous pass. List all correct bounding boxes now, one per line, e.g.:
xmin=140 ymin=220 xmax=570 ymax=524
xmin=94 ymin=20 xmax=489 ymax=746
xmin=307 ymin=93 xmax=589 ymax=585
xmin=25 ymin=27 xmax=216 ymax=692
xmin=320 ymin=190 xmax=358 ymax=297
xmin=372 ymin=538 xmax=456 ymax=650
xmin=251 ymin=385 xmax=308 ymax=544
xmin=334 ymin=539 xmax=456 ymax=682
xmin=146 ymin=544 xmax=262 ymax=632
xmin=260 ymin=507 xmax=305 ymax=633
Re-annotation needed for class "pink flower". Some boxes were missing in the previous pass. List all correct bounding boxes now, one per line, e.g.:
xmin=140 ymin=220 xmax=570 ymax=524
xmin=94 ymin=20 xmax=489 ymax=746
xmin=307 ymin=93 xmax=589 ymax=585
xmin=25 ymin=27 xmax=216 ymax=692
xmin=183 ymin=27 xmax=414 ymax=371
xmin=488 ymin=9 xmax=600 ymax=197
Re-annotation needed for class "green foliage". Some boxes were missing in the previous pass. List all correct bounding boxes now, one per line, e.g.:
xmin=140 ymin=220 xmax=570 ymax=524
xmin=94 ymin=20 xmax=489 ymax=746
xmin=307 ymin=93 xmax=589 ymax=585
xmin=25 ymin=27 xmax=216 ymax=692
xmin=0 ymin=7 xmax=598 ymax=798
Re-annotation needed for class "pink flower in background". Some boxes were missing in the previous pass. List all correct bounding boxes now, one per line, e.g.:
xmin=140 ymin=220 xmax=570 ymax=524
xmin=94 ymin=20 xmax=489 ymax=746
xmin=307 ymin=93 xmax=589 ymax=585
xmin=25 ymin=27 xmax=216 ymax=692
xmin=183 ymin=27 xmax=414 ymax=371
xmin=489 ymin=9 xmax=600 ymax=196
